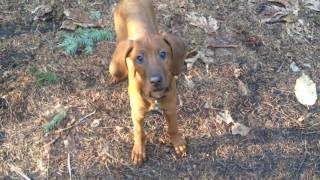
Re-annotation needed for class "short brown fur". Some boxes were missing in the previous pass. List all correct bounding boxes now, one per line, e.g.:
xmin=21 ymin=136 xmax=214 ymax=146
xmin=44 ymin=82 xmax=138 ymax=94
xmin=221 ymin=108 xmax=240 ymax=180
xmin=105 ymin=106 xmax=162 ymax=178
xmin=109 ymin=0 xmax=187 ymax=165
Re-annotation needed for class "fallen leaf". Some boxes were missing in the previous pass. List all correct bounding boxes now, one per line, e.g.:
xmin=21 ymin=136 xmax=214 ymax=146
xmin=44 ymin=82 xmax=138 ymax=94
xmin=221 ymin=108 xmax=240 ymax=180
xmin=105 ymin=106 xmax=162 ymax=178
xmin=231 ymin=122 xmax=251 ymax=136
xmin=281 ymin=13 xmax=298 ymax=23
xmin=207 ymin=16 xmax=219 ymax=33
xmin=60 ymin=19 xmax=77 ymax=31
xmin=186 ymin=12 xmax=218 ymax=33
xmin=267 ymin=0 xmax=290 ymax=8
xmin=61 ymin=9 xmax=107 ymax=30
xmin=32 ymin=5 xmax=53 ymax=21
xmin=185 ymin=77 xmax=195 ymax=88
xmin=304 ymin=0 xmax=320 ymax=12
xmin=295 ymin=73 xmax=318 ymax=106
xmin=90 ymin=119 xmax=101 ymax=128
xmin=184 ymin=50 xmax=203 ymax=70
xmin=204 ymin=100 xmax=214 ymax=109
xmin=216 ymin=110 xmax=234 ymax=124
xmin=261 ymin=0 xmax=299 ymax=24
xmin=234 ymin=67 xmax=242 ymax=78
xmin=238 ymin=80 xmax=251 ymax=96
xmin=303 ymin=63 xmax=312 ymax=68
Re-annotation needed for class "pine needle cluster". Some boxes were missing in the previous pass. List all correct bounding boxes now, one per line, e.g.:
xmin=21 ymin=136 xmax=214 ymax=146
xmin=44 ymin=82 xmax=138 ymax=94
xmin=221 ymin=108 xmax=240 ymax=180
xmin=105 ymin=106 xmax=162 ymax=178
xmin=60 ymin=27 xmax=115 ymax=56
xmin=30 ymin=67 xmax=58 ymax=87
xmin=43 ymin=111 xmax=67 ymax=133
xmin=89 ymin=10 xmax=102 ymax=21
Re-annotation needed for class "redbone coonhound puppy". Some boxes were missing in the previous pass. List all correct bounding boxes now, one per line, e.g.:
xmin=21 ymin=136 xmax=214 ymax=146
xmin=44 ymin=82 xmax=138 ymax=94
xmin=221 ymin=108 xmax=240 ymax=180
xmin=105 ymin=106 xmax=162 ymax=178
xmin=109 ymin=0 xmax=187 ymax=165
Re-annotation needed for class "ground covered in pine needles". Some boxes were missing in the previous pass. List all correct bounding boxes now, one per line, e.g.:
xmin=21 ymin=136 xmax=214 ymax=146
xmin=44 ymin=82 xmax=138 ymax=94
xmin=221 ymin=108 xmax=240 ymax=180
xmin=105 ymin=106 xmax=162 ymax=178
xmin=1 ymin=0 xmax=320 ymax=179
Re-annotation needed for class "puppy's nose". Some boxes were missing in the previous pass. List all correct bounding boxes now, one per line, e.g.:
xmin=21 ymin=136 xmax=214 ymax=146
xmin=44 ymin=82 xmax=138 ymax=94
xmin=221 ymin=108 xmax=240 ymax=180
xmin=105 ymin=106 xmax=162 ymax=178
xmin=150 ymin=75 xmax=162 ymax=87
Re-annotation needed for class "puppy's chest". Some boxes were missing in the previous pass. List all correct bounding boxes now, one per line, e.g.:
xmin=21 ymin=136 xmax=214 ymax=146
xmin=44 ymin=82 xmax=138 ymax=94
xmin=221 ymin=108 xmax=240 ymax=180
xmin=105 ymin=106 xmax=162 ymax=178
xmin=148 ymin=100 xmax=161 ymax=112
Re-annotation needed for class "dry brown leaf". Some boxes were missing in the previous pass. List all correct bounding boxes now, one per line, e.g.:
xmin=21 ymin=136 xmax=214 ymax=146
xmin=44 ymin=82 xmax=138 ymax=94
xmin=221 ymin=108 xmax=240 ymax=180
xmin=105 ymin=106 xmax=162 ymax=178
xmin=32 ymin=5 xmax=53 ymax=21
xmin=184 ymin=50 xmax=204 ymax=70
xmin=304 ymin=0 xmax=320 ymax=11
xmin=90 ymin=119 xmax=101 ymax=128
xmin=238 ymin=80 xmax=251 ymax=96
xmin=231 ymin=122 xmax=251 ymax=136
xmin=267 ymin=0 xmax=290 ymax=7
xmin=60 ymin=19 xmax=77 ymax=31
xmin=61 ymin=8 xmax=108 ymax=30
xmin=186 ymin=12 xmax=218 ymax=33
xmin=216 ymin=110 xmax=234 ymax=124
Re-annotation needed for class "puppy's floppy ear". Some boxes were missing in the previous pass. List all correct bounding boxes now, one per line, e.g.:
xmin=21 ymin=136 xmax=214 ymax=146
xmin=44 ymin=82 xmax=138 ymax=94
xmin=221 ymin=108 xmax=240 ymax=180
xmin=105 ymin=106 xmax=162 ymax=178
xmin=109 ymin=40 xmax=133 ymax=82
xmin=161 ymin=32 xmax=186 ymax=76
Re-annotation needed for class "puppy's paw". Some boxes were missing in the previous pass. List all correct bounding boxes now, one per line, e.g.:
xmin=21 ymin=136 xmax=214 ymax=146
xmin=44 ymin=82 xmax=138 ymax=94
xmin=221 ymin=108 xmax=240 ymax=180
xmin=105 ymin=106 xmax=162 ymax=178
xmin=170 ymin=134 xmax=187 ymax=156
xmin=131 ymin=143 xmax=146 ymax=165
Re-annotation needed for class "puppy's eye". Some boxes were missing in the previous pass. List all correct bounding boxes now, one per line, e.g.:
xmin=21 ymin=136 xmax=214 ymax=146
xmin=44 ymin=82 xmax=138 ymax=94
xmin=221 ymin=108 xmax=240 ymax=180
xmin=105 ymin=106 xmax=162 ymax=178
xmin=159 ymin=51 xmax=167 ymax=61
xmin=136 ymin=55 xmax=144 ymax=64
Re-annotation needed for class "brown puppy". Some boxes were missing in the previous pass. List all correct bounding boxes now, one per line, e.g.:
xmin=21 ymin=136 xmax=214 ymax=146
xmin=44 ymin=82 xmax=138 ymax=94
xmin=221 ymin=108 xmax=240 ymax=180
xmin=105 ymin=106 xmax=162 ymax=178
xmin=109 ymin=0 xmax=187 ymax=165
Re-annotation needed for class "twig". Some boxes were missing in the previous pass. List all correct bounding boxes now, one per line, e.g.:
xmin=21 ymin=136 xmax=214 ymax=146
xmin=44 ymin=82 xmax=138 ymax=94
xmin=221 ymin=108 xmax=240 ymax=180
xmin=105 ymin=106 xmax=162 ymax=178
xmin=46 ymin=150 xmax=50 ymax=180
xmin=298 ymin=107 xmax=320 ymax=122
xmin=207 ymin=44 xmax=238 ymax=48
xmin=57 ymin=110 xmax=96 ymax=133
xmin=8 ymin=164 xmax=31 ymax=180
xmin=104 ymin=151 xmax=135 ymax=171
xmin=303 ymin=130 xmax=320 ymax=135
xmin=67 ymin=153 xmax=72 ymax=180
xmin=43 ymin=136 xmax=60 ymax=147
xmin=294 ymin=152 xmax=308 ymax=179
xmin=276 ymin=61 xmax=285 ymax=72
xmin=79 ymin=110 xmax=96 ymax=123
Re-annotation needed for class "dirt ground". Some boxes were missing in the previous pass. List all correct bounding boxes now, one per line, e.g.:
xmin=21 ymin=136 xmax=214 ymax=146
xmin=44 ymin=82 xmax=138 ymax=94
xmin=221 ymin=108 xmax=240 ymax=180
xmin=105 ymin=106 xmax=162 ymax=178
xmin=1 ymin=0 xmax=320 ymax=179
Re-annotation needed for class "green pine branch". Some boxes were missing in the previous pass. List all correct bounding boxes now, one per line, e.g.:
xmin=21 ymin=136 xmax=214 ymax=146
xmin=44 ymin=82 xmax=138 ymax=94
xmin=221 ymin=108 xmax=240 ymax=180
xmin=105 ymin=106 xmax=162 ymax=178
xmin=60 ymin=27 xmax=115 ymax=56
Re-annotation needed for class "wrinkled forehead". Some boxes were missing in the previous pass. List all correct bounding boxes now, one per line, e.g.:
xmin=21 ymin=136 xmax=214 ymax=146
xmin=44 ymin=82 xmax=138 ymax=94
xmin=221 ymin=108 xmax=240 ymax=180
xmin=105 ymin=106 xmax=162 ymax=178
xmin=132 ymin=36 xmax=171 ymax=53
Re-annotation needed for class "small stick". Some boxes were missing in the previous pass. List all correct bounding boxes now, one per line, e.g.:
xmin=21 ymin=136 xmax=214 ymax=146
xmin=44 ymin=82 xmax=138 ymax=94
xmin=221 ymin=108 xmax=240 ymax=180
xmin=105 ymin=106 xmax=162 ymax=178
xmin=79 ymin=110 xmax=96 ymax=123
xmin=44 ymin=136 xmax=60 ymax=147
xmin=67 ymin=153 xmax=72 ymax=180
xmin=57 ymin=111 xmax=96 ymax=133
xmin=8 ymin=164 xmax=31 ymax=180
xmin=104 ymin=151 xmax=135 ymax=171
xmin=207 ymin=44 xmax=238 ymax=48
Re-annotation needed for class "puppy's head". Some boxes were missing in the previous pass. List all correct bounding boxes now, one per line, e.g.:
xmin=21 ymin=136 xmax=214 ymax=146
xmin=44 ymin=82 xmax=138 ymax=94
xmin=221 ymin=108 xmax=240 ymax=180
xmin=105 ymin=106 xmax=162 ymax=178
xmin=109 ymin=33 xmax=186 ymax=100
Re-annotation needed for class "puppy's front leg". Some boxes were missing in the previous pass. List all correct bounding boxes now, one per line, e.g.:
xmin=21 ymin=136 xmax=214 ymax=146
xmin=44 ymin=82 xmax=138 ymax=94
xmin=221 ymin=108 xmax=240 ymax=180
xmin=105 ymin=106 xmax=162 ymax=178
xmin=131 ymin=106 xmax=147 ymax=165
xmin=164 ymin=107 xmax=187 ymax=156
xmin=162 ymin=82 xmax=187 ymax=156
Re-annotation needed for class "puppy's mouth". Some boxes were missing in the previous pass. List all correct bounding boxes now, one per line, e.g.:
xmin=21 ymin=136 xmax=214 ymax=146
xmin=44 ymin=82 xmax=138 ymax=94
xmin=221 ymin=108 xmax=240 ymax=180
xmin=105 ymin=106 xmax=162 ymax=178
xmin=148 ymin=87 xmax=169 ymax=100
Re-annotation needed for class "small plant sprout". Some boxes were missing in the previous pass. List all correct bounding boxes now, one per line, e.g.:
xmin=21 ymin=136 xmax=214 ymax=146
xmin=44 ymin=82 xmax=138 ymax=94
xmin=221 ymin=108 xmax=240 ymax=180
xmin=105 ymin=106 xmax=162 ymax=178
xmin=30 ymin=67 xmax=58 ymax=87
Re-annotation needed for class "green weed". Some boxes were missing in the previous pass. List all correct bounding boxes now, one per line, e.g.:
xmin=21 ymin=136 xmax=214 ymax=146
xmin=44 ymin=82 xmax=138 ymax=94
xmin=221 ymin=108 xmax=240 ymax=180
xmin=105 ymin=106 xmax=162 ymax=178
xmin=30 ymin=67 xmax=58 ymax=87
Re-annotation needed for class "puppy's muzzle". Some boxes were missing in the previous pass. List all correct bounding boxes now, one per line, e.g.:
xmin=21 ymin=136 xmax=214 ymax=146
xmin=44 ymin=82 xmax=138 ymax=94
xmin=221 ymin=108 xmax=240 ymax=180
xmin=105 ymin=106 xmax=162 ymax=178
xmin=149 ymin=74 xmax=163 ymax=89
